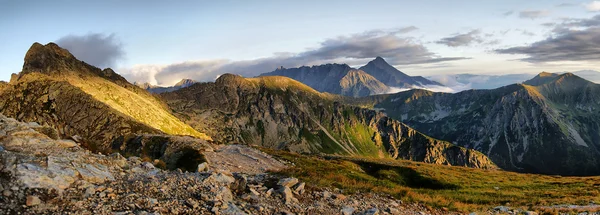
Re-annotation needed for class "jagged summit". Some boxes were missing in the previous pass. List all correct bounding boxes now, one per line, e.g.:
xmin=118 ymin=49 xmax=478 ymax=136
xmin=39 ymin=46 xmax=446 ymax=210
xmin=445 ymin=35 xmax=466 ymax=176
xmin=174 ymin=78 xmax=196 ymax=87
xmin=23 ymin=42 xmax=77 ymax=73
xmin=20 ymin=42 xmax=130 ymax=85
xmin=359 ymin=57 xmax=441 ymax=88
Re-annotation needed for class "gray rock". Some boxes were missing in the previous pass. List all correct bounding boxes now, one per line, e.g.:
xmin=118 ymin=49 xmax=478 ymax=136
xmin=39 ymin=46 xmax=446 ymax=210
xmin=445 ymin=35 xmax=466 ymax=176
xmin=341 ymin=206 xmax=355 ymax=215
xmin=359 ymin=208 xmax=379 ymax=215
xmin=221 ymin=202 xmax=248 ymax=215
xmin=142 ymin=162 xmax=155 ymax=170
xmin=292 ymin=182 xmax=305 ymax=194
xmin=277 ymin=177 xmax=299 ymax=187
xmin=278 ymin=186 xmax=298 ymax=205
xmin=197 ymin=162 xmax=209 ymax=172
xmin=216 ymin=186 xmax=233 ymax=202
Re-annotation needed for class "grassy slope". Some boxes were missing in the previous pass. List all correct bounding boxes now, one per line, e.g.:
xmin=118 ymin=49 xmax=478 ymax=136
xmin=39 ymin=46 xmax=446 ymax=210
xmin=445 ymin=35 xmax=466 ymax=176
xmin=66 ymin=75 xmax=210 ymax=140
xmin=264 ymin=148 xmax=600 ymax=213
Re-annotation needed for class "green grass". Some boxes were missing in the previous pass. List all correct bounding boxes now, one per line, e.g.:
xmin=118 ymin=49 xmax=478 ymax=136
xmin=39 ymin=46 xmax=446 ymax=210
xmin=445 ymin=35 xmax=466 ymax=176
xmin=262 ymin=148 xmax=600 ymax=213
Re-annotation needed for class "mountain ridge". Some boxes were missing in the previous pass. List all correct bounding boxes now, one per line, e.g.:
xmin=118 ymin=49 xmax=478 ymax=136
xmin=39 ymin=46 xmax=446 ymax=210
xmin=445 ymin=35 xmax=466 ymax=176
xmin=160 ymin=73 xmax=495 ymax=168
xmin=0 ymin=42 xmax=210 ymax=152
xmin=371 ymin=72 xmax=600 ymax=175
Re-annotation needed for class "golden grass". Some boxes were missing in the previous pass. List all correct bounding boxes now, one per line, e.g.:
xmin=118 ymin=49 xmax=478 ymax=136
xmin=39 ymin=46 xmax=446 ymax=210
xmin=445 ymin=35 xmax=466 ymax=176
xmin=67 ymin=76 xmax=211 ymax=140
xmin=262 ymin=148 xmax=600 ymax=213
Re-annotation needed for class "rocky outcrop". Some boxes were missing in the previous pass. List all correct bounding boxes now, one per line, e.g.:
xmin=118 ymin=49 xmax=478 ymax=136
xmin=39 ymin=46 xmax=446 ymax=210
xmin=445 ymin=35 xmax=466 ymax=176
xmin=374 ymin=72 xmax=600 ymax=175
xmin=161 ymin=74 xmax=495 ymax=169
xmin=260 ymin=63 xmax=389 ymax=97
xmin=0 ymin=114 xmax=439 ymax=214
xmin=0 ymin=43 xmax=209 ymax=153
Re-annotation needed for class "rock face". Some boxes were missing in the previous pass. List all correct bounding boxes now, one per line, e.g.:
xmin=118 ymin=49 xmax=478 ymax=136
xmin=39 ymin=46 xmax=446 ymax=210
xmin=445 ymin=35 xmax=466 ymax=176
xmin=374 ymin=72 xmax=600 ymax=175
xmin=161 ymin=74 xmax=495 ymax=168
xmin=0 ymin=43 xmax=209 ymax=153
xmin=260 ymin=63 xmax=389 ymax=97
xmin=135 ymin=78 xmax=198 ymax=94
xmin=359 ymin=57 xmax=442 ymax=88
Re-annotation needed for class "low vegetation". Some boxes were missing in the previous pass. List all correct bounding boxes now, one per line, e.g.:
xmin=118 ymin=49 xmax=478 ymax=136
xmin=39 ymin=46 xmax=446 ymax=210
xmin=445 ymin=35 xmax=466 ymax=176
xmin=263 ymin=148 xmax=600 ymax=213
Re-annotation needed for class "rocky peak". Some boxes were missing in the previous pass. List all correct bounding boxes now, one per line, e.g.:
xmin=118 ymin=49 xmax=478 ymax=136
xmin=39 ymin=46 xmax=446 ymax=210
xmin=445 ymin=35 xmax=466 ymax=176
xmin=22 ymin=42 xmax=76 ymax=74
xmin=215 ymin=73 xmax=252 ymax=88
xmin=174 ymin=79 xmax=197 ymax=88
xmin=523 ymin=72 xmax=559 ymax=86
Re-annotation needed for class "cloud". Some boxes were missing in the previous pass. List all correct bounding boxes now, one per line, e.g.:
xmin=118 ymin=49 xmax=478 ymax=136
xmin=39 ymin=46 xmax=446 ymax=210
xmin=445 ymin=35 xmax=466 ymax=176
xmin=503 ymin=11 xmax=514 ymax=16
xmin=519 ymin=10 xmax=550 ymax=19
xmin=556 ymin=3 xmax=575 ymax=7
xmin=56 ymin=33 xmax=124 ymax=68
xmin=496 ymin=27 xmax=600 ymax=62
xmin=585 ymin=1 xmax=600 ymax=11
xmin=496 ymin=15 xmax=600 ymax=63
xmin=386 ymin=84 xmax=469 ymax=94
xmin=436 ymin=30 xmax=483 ymax=47
xmin=121 ymin=29 xmax=468 ymax=86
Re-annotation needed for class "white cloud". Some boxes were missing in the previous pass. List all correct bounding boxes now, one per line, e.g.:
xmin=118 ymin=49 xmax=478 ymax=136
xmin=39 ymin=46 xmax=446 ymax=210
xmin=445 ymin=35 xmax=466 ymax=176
xmin=585 ymin=1 xmax=600 ymax=11
xmin=120 ymin=28 xmax=468 ymax=86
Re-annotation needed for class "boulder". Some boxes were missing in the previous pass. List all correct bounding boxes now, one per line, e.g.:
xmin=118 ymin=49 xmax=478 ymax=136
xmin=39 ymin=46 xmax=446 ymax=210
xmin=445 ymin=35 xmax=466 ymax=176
xmin=277 ymin=177 xmax=298 ymax=187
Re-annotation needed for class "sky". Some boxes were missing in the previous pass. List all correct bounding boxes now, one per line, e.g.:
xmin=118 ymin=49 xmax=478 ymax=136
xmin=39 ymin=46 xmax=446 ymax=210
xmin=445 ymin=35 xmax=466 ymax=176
xmin=2 ymin=0 xmax=600 ymax=86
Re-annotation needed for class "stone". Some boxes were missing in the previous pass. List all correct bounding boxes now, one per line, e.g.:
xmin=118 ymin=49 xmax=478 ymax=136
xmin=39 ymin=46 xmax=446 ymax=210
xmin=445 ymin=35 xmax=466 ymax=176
xmin=185 ymin=198 xmax=198 ymax=209
xmin=142 ymin=162 xmax=155 ymax=170
xmin=216 ymin=186 xmax=233 ymax=202
xmin=231 ymin=174 xmax=248 ymax=192
xmin=494 ymin=206 xmax=510 ymax=212
xmin=206 ymin=172 xmax=235 ymax=185
xmin=525 ymin=212 xmax=538 ymax=215
xmin=322 ymin=190 xmax=332 ymax=199
xmin=221 ymin=202 xmax=248 ymax=215
xmin=74 ymin=163 xmax=115 ymax=184
xmin=278 ymin=186 xmax=298 ymax=205
xmin=197 ymin=162 xmax=209 ymax=172
xmin=26 ymin=195 xmax=42 ymax=206
xmin=148 ymin=198 xmax=158 ymax=205
xmin=334 ymin=193 xmax=347 ymax=200
xmin=386 ymin=207 xmax=400 ymax=215
xmin=265 ymin=188 xmax=274 ymax=198
xmin=277 ymin=177 xmax=298 ymax=187
xmin=3 ymin=190 xmax=12 ymax=197
xmin=359 ymin=208 xmax=379 ymax=215
xmin=341 ymin=206 xmax=355 ymax=215
xmin=292 ymin=182 xmax=305 ymax=194
xmin=249 ymin=188 xmax=260 ymax=196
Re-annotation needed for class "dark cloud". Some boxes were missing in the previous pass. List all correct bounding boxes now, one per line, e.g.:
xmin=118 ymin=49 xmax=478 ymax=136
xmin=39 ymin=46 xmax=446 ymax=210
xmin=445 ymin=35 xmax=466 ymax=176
xmin=56 ymin=33 xmax=124 ymax=68
xmin=436 ymin=30 xmax=483 ymax=47
xmin=496 ymin=27 xmax=600 ymax=62
xmin=122 ymin=29 xmax=468 ymax=85
xmin=518 ymin=10 xmax=550 ymax=19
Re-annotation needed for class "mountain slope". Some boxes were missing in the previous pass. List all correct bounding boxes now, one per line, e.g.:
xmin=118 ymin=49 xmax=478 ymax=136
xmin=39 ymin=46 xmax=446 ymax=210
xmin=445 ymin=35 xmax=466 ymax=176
xmin=160 ymin=74 xmax=495 ymax=168
xmin=0 ymin=43 xmax=209 ymax=151
xmin=260 ymin=64 xmax=389 ymax=97
xmin=359 ymin=57 xmax=442 ymax=88
xmin=135 ymin=78 xmax=198 ymax=94
xmin=373 ymin=72 xmax=600 ymax=175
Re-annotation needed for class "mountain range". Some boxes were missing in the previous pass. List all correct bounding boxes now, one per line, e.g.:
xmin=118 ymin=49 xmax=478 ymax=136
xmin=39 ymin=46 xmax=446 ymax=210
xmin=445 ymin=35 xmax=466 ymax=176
xmin=260 ymin=57 xmax=442 ymax=97
xmin=426 ymin=70 xmax=600 ymax=90
xmin=134 ymin=78 xmax=198 ymax=94
xmin=0 ymin=42 xmax=494 ymax=169
xmin=369 ymin=72 xmax=600 ymax=175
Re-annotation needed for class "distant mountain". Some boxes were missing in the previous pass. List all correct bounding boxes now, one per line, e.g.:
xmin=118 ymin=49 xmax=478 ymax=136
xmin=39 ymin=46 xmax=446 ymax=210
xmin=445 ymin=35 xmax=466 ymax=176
xmin=135 ymin=78 xmax=197 ymax=94
xmin=427 ymin=70 xmax=600 ymax=91
xmin=160 ymin=74 xmax=495 ymax=168
xmin=260 ymin=64 xmax=389 ymax=97
xmin=371 ymin=72 xmax=600 ymax=175
xmin=0 ymin=43 xmax=209 ymax=152
xmin=359 ymin=57 xmax=442 ymax=88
